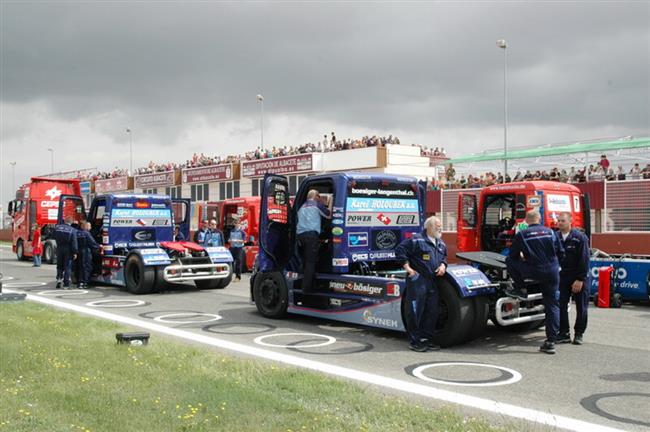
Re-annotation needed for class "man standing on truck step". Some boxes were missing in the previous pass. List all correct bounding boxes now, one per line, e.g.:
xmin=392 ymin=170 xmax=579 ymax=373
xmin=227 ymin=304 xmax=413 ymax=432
xmin=53 ymin=215 xmax=79 ymax=289
xmin=76 ymin=222 xmax=100 ymax=289
xmin=396 ymin=216 xmax=447 ymax=353
xmin=296 ymin=189 xmax=331 ymax=294
xmin=228 ymin=218 xmax=246 ymax=281
xmin=556 ymin=212 xmax=590 ymax=345
xmin=506 ymin=210 xmax=564 ymax=354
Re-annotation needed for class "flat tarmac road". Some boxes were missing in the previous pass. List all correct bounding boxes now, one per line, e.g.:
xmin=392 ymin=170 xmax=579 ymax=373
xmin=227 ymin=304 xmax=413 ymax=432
xmin=2 ymin=247 xmax=649 ymax=432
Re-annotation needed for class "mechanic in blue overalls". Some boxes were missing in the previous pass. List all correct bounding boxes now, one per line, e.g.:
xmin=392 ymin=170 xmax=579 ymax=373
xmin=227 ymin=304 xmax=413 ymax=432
xmin=76 ymin=221 xmax=100 ymax=288
xmin=506 ymin=210 xmax=564 ymax=354
xmin=228 ymin=218 xmax=247 ymax=281
xmin=296 ymin=189 xmax=331 ymax=294
xmin=54 ymin=215 xmax=79 ymax=289
xmin=396 ymin=216 xmax=447 ymax=353
xmin=556 ymin=212 xmax=590 ymax=345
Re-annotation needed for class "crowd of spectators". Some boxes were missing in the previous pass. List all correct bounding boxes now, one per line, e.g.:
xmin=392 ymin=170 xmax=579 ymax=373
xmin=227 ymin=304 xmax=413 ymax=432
xmin=430 ymin=155 xmax=650 ymax=190
xmin=79 ymin=133 xmax=407 ymax=179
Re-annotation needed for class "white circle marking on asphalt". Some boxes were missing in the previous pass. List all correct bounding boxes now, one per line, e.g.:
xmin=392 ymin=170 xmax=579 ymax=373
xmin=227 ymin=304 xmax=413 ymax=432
xmin=412 ymin=362 xmax=522 ymax=387
xmin=153 ymin=313 xmax=222 ymax=324
xmin=3 ymin=282 xmax=47 ymax=288
xmin=86 ymin=299 xmax=147 ymax=308
xmin=38 ymin=289 xmax=89 ymax=296
xmin=254 ymin=332 xmax=337 ymax=348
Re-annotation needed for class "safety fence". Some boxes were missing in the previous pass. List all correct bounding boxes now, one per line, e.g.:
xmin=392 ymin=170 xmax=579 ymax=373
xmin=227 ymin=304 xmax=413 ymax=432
xmin=435 ymin=179 xmax=650 ymax=233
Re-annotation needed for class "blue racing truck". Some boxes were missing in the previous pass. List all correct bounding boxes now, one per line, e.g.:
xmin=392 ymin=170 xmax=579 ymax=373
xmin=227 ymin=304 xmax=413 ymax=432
xmin=58 ymin=193 xmax=233 ymax=294
xmin=251 ymin=173 xmax=500 ymax=347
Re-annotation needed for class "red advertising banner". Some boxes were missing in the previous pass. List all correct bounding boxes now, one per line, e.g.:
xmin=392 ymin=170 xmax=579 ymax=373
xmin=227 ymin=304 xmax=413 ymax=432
xmin=182 ymin=164 xmax=233 ymax=184
xmin=95 ymin=177 xmax=129 ymax=193
xmin=134 ymin=171 xmax=175 ymax=189
xmin=242 ymin=154 xmax=313 ymax=177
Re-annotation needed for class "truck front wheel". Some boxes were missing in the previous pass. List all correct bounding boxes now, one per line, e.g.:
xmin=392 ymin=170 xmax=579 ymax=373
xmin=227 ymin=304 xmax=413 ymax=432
xmin=433 ymin=278 xmax=475 ymax=347
xmin=253 ymin=272 xmax=288 ymax=318
xmin=125 ymin=255 xmax=155 ymax=294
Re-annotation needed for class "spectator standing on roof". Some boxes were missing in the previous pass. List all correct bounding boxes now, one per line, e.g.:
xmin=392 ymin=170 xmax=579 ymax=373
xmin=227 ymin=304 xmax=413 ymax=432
xmin=599 ymin=154 xmax=610 ymax=171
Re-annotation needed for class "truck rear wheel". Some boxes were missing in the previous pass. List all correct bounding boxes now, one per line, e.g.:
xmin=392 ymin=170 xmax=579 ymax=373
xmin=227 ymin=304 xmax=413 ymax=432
xmin=16 ymin=240 xmax=26 ymax=261
xmin=125 ymin=255 xmax=155 ymax=294
xmin=43 ymin=241 xmax=56 ymax=264
xmin=433 ymin=278 xmax=475 ymax=347
xmin=254 ymin=272 xmax=288 ymax=318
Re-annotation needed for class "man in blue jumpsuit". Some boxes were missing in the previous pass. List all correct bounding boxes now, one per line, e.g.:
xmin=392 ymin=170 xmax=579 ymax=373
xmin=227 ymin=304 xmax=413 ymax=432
xmin=396 ymin=216 xmax=447 ymax=352
xmin=228 ymin=219 xmax=247 ymax=281
xmin=54 ymin=216 xmax=79 ymax=289
xmin=556 ymin=212 xmax=590 ymax=345
xmin=506 ymin=210 xmax=564 ymax=354
xmin=77 ymin=221 xmax=100 ymax=288
xmin=296 ymin=189 xmax=331 ymax=294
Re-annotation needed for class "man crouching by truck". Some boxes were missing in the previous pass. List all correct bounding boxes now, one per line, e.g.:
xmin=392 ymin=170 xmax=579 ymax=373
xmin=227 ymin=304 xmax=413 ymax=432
xmin=396 ymin=216 xmax=447 ymax=353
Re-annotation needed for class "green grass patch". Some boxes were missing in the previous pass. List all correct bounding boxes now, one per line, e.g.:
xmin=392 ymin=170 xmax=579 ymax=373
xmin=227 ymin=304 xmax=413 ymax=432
xmin=1 ymin=302 xmax=504 ymax=432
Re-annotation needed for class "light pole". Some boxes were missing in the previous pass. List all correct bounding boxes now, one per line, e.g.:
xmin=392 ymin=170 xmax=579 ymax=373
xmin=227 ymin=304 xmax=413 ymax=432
xmin=47 ymin=148 xmax=54 ymax=173
xmin=126 ymin=128 xmax=133 ymax=175
xmin=256 ymin=94 xmax=264 ymax=150
xmin=9 ymin=162 xmax=16 ymax=192
xmin=497 ymin=39 xmax=508 ymax=177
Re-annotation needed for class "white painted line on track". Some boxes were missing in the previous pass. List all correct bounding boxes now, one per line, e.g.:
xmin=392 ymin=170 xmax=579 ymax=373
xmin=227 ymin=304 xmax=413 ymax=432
xmin=254 ymin=332 xmax=336 ymax=348
xmin=153 ymin=313 xmax=222 ymax=324
xmin=412 ymin=362 xmax=522 ymax=387
xmin=4 ymin=282 xmax=47 ymax=288
xmin=38 ymin=289 xmax=89 ymax=296
xmin=8 ymin=289 xmax=625 ymax=432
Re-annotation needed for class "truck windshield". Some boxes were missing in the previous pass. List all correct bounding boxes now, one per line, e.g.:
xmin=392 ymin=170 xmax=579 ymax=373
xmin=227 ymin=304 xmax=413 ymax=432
xmin=110 ymin=208 xmax=172 ymax=227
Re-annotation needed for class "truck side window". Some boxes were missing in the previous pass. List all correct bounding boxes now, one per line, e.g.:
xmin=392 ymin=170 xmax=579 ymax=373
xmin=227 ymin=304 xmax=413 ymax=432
xmin=268 ymin=184 xmax=288 ymax=224
xmin=462 ymin=195 xmax=476 ymax=227
xmin=515 ymin=195 xmax=527 ymax=220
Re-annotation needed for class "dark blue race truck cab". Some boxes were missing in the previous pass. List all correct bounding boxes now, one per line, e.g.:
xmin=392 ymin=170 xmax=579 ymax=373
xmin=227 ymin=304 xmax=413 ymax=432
xmin=58 ymin=193 xmax=233 ymax=294
xmin=251 ymin=173 xmax=499 ymax=347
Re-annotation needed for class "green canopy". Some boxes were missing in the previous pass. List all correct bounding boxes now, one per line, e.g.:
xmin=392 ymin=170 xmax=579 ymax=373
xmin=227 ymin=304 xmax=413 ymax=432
xmin=447 ymin=137 xmax=650 ymax=164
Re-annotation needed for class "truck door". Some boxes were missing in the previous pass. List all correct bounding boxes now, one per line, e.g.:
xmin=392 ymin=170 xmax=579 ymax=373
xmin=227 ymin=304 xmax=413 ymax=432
xmin=259 ymin=174 xmax=293 ymax=272
xmin=457 ymin=193 xmax=479 ymax=252
xmin=57 ymin=195 xmax=87 ymax=226
xmin=172 ymin=198 xmax=191 ymax=240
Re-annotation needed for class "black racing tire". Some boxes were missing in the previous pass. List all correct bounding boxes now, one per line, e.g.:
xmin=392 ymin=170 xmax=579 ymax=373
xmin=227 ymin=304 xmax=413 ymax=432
xmin=214 ymin=266 xmax=233 ymax=289
xmin=43 ymin=241 xmax=56 ymax=264
xmin=433 ymin=278 xmax=475 ymax=347
xmin=611 ymin=293 xmax=623 ymax=308
xmin=466 ymin=296 xmax=489 ymax=341
xmin=253 ymin=271 xmax=288 ymax=319
xmin=153 ymin=267 xmax=170 ymax=292
xmin=124 ymin=255 xmax=155 ymax=294
xmin=16 ymin=240 xmax=26 ymax=261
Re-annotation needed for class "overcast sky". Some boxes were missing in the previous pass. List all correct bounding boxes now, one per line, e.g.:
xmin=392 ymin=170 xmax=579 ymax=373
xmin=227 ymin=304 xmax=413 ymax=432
xmin=1 ymin=1 xmax=649 ymax=205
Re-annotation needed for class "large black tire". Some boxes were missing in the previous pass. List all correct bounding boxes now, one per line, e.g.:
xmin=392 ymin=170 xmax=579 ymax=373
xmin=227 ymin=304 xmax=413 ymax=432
xmin=433 ymin=278 xmax=476 ymax=347
xmin=124 ymin=255 xmax=155 ymax=294
xmin=215 ymin=266 xmax=233 ymax=289
xmin=16 ymin=240 xmax=26 ymax=261
xmin=466 ymin=296 xmax=489 ymax=341
xmin=253 ymin=271 xmax=288 ymax=318
xmin=43 ymin=241 xmax=56 ymax=264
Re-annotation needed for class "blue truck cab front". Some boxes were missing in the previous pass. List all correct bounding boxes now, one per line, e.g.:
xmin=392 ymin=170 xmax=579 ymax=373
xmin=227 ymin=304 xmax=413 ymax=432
xmin=57 ymin=193 xmax=233 ymax=294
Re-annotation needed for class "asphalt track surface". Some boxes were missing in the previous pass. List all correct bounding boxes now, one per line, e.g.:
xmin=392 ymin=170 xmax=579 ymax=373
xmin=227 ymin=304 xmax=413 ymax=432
xmin=1 ymin=246 xmax=649 ymax=432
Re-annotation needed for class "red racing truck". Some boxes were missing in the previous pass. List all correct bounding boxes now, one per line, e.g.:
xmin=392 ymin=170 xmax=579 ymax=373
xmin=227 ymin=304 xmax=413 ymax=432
xmin=7 ymin=177 xmax=81 ymax=264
